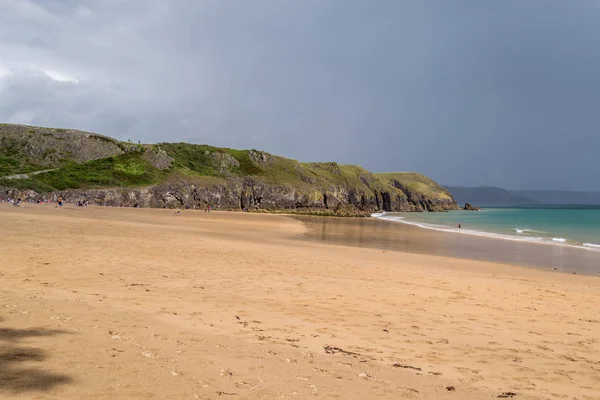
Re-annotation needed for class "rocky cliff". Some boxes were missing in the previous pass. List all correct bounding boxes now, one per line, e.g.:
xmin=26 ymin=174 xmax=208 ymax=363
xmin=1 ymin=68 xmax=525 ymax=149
xmin=0 ymin=124 xmax=459 ymax=215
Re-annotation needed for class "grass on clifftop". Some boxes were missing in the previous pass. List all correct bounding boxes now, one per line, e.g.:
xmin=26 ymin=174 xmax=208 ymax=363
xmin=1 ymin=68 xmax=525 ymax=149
xmin=158 ymin=143 xmax=263 ymax=176
xmin=160 ymin=143 xmax=392 ymax=194
xmin=0 ymin=137 xmax=47 ymax=177
xmin=0 ymin=152 xmax=166 ymax=192
xmin=0 ymin=155 xmax=46 ymax=177
xmin=376 ymin=172 xmax=453 ymax=201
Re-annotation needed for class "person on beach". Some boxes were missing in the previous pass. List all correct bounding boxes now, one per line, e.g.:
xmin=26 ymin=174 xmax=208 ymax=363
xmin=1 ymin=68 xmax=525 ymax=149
xmin=57 ymin=196 xmax=64 ymax=207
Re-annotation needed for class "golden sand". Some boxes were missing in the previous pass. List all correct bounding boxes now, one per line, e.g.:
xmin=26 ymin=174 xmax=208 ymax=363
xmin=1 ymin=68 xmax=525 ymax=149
xmin=1 ymin=204 xmax=599 ymax=399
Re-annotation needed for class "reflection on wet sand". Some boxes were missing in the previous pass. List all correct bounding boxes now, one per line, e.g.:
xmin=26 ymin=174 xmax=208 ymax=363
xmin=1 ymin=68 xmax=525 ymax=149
xmin=294 ymin=216 xmax=600 ymax=276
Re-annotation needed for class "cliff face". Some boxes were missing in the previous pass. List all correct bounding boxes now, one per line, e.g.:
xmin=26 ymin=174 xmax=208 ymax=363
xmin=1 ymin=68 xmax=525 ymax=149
xmin=0 ymin=124 xmax=458 ymax=215
xmin=0 ymin=177 xmax=422 ymax=216
xmin=376 ymin=172 xmax=457 ymax=212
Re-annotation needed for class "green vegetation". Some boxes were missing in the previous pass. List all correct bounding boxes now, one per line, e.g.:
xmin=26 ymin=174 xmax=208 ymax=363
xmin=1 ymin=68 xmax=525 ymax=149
xmin=376 ymin=172 xmax=453 ymax=201
xmin=226 ymin=149 xmax=263 ymax=175
xmin=158 ymin=143 xmax=222 ymax=176
xmin=0 ymin=137 xmax=46 ymax=176
xmin=159 ymin=144 xmax=392 ymax=194
xmin=0 ymin=152 xmax=165 ymax=192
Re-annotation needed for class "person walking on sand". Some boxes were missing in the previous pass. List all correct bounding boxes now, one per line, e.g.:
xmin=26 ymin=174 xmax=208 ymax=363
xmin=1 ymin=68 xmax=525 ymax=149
xmin=57 ymin=196 xmax=64 ymax=207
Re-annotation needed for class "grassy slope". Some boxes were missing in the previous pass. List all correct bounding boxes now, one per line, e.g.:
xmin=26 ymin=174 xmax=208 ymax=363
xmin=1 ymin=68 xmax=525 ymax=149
xmin=0 ymin=152 xmax=167 ymax=192
xmin=376 ymin=172 xmax=453 ymax=201
xmin=159 ymin=143 xmax=395 ymax=198
xmin=0 ymin=152 xmax=46 ymax=177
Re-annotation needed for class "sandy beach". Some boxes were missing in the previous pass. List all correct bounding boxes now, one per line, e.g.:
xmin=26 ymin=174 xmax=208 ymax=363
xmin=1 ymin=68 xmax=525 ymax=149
xmin=1 ymin=204 xmax=599 ymax=400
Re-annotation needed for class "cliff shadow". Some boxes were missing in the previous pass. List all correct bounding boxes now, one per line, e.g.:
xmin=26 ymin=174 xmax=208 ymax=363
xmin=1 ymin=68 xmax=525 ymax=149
xmin=0 ymin=317 xmax=73 ymax=393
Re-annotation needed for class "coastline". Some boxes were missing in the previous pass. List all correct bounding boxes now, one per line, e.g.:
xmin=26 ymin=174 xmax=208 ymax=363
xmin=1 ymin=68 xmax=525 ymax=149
xmin=298 ymin=213 xmax=600 ymax=276
xmin=1 ymin=204 xmax=599 ymax=399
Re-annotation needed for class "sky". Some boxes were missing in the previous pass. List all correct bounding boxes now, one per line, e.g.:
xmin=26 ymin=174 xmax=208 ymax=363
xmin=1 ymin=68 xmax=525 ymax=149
xmin=1 ymin=0 xmax=600 ymax=191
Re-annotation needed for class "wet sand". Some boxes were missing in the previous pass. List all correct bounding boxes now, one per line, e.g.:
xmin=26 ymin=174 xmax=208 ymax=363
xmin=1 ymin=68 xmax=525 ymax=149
xmin=1 ymin=204 xmax=599 ymax=399
xmin=295 ymin=216 xmax=600 ymax=275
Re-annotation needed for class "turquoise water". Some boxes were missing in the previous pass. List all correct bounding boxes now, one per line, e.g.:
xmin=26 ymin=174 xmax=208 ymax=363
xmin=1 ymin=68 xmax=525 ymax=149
xmin=373 ymin=206 xmax=600 ymax=250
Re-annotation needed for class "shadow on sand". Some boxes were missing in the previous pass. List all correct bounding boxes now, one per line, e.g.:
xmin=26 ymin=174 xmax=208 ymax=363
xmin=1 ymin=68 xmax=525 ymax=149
xmin=0 ymin=316 xmax=73 ymax=393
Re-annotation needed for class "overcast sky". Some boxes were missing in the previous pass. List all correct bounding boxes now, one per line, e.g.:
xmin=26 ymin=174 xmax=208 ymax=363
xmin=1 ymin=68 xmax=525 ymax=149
xmin=1 ymin=1 xmax=600 ymax=190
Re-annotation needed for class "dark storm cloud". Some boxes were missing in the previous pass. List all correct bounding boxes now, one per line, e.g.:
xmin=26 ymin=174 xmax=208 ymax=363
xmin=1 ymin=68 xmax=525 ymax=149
xmin=1 ymin=1 xmax=599 ymax=190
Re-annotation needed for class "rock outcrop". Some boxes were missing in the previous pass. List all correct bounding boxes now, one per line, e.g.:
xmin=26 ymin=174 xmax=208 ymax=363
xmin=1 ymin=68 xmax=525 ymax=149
xmin=463 ymin=202 xmax=481 ymax=211
xmin=376 ymin=172 xmax=457 ymax=212
xmin=0 ymin=123 xmax=124 ymax=168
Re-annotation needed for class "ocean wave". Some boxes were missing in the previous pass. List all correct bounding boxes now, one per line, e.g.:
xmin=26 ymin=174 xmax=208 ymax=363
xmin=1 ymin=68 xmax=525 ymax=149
xmin=516 ymin=228 xmax=547 ymax=234
xmin=583 ymin=243 xmax=600 ymax=248
xmin=370 ymin=212 xmax=389 ymax=218
xmin=552 ymin=238 xmax=566 ymax=243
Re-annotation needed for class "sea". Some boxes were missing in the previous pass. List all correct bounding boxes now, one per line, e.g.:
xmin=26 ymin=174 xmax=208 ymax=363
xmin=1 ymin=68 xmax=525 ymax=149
xmin=372 ymin=205 xmax=600 ymax=251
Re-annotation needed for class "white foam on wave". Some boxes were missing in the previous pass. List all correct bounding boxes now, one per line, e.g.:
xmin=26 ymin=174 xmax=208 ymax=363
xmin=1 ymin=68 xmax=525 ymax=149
xmin=516 ymin=228 xmax=547 ymax=234
xmin=552 ymin=238 xmax=566 ymax=243
xmin=370 ymin=212 xmax=388 ymax=218
xmin=583 ymin=243 xmax=600 ymax=249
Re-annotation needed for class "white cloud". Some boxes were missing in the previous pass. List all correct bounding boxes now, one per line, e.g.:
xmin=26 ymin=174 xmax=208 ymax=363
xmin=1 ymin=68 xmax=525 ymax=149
xmin=42 ymin=69 xmax=79 ymax=83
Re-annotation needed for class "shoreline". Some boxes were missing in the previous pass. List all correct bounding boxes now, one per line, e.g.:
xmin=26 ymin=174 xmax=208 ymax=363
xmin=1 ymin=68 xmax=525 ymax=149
xmin=372 ymin=211 xmax=600 ymax=253
xmin=294 ymin=213 xmax=600 ymax=276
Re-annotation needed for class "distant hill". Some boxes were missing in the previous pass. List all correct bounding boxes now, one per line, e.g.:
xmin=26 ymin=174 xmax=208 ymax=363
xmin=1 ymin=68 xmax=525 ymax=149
xmin=0 ymin=123 xmax=458 ymax=215
xmin=511 ymin=190 xmax=600 ymax=205
xmin=445 ymin=185 xmax=600 ymax=207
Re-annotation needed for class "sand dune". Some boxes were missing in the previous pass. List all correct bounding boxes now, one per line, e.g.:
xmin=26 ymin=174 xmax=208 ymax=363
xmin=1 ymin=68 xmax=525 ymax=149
xmin=1 ymin=204 xmax=599 ymax=399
